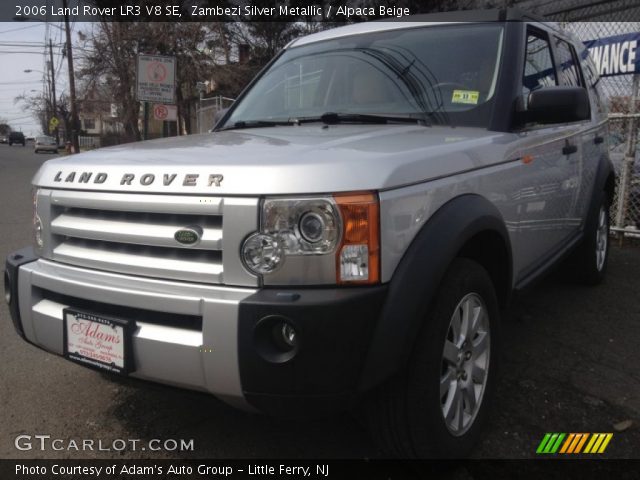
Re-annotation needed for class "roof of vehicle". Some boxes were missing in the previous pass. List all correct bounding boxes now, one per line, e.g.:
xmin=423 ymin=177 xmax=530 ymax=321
xmin=287 ymin=8 xmax=556 ymax=48
xmin=9 ymin=131 xmax=24 ymax=137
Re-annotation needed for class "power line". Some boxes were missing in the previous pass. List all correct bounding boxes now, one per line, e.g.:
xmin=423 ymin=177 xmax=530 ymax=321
xmin=0 ymin=50 xmax=64 ymax=55
xmin=0 ymin=24 xmax=42 ymax=35
xmin=0 ymin=42 xmax=64 ymax=47
xmin=1 ymin=115 xmax=37 ymax=121
xmin=0 ymin=80 xmax=42 ymax=85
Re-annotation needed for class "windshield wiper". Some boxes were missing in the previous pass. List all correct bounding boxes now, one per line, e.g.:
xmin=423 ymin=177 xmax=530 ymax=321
xmin=294 ymin=112 xmax=431 ymax=127
xmin=219 ymin=112 xmax=431 ymax=131
xmin=218 ymin=119 xmax=294 ymax=131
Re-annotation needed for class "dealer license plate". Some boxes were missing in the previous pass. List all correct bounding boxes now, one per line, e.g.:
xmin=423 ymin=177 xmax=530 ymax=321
xmin=63 ymin=309 xmax=132 ymax=374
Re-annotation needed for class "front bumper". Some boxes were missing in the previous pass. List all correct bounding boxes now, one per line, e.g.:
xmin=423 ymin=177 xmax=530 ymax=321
xmin=35 ymin=145 xmax=58 ymax=152
xmin=5 ymin=250 xmax=387 ymax=415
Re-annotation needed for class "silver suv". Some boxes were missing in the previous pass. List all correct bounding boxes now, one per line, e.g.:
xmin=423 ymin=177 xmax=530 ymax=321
xmin=4 ymin=10 xmax=615 ymax=457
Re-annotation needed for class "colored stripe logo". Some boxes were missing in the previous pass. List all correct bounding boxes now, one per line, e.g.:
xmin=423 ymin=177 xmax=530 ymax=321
xmin=536 ymin=433 xmax=613 ymax=454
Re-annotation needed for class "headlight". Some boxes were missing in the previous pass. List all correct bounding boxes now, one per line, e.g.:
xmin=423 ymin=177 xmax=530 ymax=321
xmin=242 ymin=193 xmax=379 ymax=285
xmin=242 ymin=233 xmax=284 ymax=274
xmin=263 ymin=197 xmax=340 ymax=255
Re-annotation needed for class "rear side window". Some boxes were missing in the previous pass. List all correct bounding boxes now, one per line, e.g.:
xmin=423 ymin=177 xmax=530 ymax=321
xmin=522 ymin=31 xmax=557 ymax=99
xmin=554 ymin=37 xmax=582 ymax=87
xmin=579 ymin=46 xmax=606 ymax=115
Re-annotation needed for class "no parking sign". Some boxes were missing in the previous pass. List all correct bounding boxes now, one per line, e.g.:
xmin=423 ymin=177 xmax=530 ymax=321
xmin=137 ymin=54 xmax=176 ymax=103
xmin=153 ymin=104 xmax=177 ymax=121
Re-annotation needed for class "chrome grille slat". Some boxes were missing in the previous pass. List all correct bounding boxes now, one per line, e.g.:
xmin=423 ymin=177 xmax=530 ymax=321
xmin=53 ymin=240 xmax=223 ymax=284
xmin=51 ymin=211 xmax=223 ymax=250
xmin=50 ymin=190 xmax=224 ymax=214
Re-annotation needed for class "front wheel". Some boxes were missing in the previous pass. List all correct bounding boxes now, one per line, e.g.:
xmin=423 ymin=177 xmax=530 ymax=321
xmin=367 ymin=258 xmax=500 ymax=458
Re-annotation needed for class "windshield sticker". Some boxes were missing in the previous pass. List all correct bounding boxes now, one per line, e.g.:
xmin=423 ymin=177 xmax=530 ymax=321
xmin=451 ymin=90 xmax=480 ymax=105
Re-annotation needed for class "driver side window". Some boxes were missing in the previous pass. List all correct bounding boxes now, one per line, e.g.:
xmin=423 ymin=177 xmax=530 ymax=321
xmin=522 ymin=31 xmax=557 ymax=104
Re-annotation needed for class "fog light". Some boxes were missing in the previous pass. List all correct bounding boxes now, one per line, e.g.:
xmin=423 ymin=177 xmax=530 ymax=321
xmin=280 ymin=322 xmax=297 ymax=347
xmin=242 ymin=233 xmax=284 ymax=274
xmin=4 ymin=271 xmax=11 ymax=305
xmin=270 ymin=319 xmax=298 ymax=352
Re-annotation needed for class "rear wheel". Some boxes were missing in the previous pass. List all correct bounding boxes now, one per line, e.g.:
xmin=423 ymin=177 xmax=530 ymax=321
xmin=565 ymin=192 xmax=610 ymax=285
xmin=367 ymin=258 xmax=500 ymax=458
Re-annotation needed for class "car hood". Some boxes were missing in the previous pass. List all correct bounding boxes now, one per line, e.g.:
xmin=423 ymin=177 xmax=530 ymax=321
xmin=33 ymin=125 xmax=520 ymax=195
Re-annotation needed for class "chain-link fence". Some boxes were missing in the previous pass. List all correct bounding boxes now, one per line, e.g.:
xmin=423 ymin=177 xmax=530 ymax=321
xmin=560 ymin=22 xmax=640 ymax=239
xmin=196 ymin=96 xmax=235 ymax=134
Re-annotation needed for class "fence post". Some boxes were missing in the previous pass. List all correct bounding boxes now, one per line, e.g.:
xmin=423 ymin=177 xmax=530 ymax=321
xmin=614 ymin=74 xmax=640 ymax=235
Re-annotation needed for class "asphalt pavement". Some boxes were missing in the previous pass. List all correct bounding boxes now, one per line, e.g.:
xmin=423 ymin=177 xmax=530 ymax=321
xmin=0 ymin=142 xmax=638 ymax=460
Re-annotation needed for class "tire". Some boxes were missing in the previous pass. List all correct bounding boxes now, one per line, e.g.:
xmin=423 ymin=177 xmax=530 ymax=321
xmin=366 ymin=258 xmax=500 ymax=458
xmin=565 ymin=192 xmax=610 ymax=285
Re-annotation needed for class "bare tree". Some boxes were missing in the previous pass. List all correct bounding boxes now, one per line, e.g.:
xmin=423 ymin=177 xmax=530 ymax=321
xmin=14 ymin=93 xmax=48 ymax=135
xmin=77 ymin=20 xmax=221 ymax=137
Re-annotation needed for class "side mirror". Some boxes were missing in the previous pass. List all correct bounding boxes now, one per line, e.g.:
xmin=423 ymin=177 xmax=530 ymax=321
xmin=527 ymin=86 xmax=590 ymax=124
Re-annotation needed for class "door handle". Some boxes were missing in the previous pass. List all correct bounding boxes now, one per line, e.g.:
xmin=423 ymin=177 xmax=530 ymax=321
xmin=562 ymin=145 xmax=578 ymax=155
xmin=594 ymin=136 xmax=604 ymax=145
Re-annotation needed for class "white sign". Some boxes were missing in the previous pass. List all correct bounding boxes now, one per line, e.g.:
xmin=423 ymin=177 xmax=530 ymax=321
xmin=137 ymin=54 xmax=176 ymax=104
xmin=584 ymin=33 xmax=640 ymax=77
xmin=153 ymin=104 xmax=177 ymax=121
xmin=65 ymin=311 xmax=125 ymax=372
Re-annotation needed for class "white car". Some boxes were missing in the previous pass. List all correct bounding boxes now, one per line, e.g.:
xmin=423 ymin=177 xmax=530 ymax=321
xmin=34 ymin=136 xmax=58 ymax=154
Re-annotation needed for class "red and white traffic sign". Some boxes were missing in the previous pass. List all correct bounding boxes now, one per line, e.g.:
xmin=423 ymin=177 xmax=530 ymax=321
xmin=153 ymin=104 xmax=177 ymax=121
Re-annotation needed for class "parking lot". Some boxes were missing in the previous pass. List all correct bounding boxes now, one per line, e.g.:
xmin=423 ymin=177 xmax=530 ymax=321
xmin=0 ymin=143 xmax=638 ymax=460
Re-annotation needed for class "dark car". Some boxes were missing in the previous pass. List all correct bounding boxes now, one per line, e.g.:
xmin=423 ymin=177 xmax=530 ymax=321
xmin=8 ymin=131 xmax=26 ymax=146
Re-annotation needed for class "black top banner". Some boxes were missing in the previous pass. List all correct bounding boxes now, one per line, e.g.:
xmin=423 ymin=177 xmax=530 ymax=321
xmin=4 ymin=0 xmax=418 ymax=23
xmin=2 ymin=459 xmax=640 ymax=480
xmin=2 ymin=0 xmax=639 ymax=23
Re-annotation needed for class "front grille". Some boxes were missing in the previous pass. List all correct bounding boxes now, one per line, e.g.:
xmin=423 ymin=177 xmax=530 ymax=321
xmin=37 ymin=190 xmax=258 ymax=286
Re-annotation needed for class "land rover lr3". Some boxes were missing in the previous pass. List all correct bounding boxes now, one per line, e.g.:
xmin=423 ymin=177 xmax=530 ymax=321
xmin=5 ymin=11 xmax=615 ymax=457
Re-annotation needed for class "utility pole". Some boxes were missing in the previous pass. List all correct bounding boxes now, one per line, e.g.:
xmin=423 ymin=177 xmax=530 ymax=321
xmin=62 ymin=0 xmax=80 ymax=154
xmin=49 ymin=38 xmax=59 ymax=145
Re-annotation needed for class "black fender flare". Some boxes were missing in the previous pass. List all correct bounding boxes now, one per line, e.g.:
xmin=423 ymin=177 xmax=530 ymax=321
xmin=589 ymin=153 xmax=615 ymax=217
xmin=359 ymin=194 xmax=512 ymax=391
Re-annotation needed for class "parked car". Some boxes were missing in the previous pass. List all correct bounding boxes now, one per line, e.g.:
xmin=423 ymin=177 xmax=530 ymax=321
xmin=5 ymin=9 xmax=615 ymax=458
xmin=8 ymin=131 xmax=25 ymax=146
xmin=34 ymin=136 xmax=59 ymax=154
xmin=0 ymin=135 xmax=8 ymax=144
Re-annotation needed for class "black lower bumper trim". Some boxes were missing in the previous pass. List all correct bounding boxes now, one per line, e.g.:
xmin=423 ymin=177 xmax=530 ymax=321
xmin=5 ymin=247 xmax=38 ymax=338
xmin=238 ymin=285 xmax=387 ymax=415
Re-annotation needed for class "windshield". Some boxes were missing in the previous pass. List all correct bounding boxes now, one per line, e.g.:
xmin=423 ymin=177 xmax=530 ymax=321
xmin=223 ymin=24 xmax=504 ymax=129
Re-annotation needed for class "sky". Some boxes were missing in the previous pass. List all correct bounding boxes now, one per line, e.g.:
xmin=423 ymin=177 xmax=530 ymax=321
xmin=0 ymin=20 xmax=81 ymax=137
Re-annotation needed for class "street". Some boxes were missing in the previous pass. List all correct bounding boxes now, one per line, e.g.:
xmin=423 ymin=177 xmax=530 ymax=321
xmin=0 ymin=143 xmax=638 ymax=460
